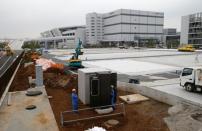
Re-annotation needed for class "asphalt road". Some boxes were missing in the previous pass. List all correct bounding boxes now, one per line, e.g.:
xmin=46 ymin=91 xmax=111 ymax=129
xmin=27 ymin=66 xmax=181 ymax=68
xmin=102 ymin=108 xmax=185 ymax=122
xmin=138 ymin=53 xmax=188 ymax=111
xmin=0 ymin=50 xmax=22 ymax=78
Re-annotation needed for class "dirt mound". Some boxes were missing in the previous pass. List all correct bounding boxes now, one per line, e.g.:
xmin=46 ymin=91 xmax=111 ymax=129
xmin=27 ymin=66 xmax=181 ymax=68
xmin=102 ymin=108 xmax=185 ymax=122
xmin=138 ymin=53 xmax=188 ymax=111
xmin=9 ymin=64 xmax=35 ymax=91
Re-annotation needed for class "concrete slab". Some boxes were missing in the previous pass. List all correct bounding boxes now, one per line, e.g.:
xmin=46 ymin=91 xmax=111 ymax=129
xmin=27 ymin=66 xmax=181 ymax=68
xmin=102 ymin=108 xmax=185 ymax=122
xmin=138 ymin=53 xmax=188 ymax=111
xmin=119 ymin=94 xmax=149 ymax=104
xmin=0 ymin=87 xmax=59 ymax=131
xmin=151 ymin=83 xmax=202 ymax=106
xmin=118 ymin=79 xmax=202 ymax=107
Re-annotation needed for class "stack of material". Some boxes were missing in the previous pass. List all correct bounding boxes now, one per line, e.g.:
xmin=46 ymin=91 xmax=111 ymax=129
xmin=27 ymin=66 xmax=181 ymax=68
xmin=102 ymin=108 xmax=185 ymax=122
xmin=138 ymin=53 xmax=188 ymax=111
xmin=36 ymin=58 xmax=55 ymax=71
xmin=119 ymin=94 xmax=149 ymax=104
xmin=36 ymin=58 xmax=64 ymax=72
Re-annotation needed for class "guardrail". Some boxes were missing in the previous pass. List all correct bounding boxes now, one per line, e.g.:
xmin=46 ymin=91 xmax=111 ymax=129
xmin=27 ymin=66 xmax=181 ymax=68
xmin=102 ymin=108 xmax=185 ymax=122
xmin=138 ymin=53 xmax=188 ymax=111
xmin=0 ymin=51 xmax=24 ymax=100
xmin=61 ymin=103 xmax=125 ymax=126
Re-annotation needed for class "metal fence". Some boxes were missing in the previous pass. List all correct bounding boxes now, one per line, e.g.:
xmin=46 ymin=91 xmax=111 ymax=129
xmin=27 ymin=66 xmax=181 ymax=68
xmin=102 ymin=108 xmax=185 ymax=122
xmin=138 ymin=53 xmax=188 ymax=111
xmin=61 ymin=103 xmax=125 ymax=126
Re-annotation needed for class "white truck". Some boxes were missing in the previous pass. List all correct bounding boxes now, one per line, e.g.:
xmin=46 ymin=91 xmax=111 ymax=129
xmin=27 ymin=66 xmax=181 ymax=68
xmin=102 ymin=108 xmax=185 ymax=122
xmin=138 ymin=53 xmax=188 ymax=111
xmin=180 ymin=67 xmax=202 ymax=92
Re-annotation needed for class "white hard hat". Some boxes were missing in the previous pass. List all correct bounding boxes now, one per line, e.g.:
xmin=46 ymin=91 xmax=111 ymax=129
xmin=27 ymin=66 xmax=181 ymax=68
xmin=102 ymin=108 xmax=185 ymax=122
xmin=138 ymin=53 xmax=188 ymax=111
xmin=72 ymin=88 xmax=76 ymax=92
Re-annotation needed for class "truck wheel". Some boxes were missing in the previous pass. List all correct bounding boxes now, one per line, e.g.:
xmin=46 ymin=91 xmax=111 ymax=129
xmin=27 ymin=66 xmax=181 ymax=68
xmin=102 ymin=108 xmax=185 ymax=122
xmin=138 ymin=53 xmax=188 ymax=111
xmin=185 ymin=83 xmax=194 ymax=92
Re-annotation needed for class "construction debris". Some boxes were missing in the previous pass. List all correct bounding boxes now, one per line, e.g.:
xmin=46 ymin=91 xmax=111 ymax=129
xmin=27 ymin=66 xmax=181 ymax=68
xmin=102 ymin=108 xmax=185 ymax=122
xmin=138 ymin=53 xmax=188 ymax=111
xmin=164 ymin=103 xmax=202 ymax=131
xmin=95 ymin=107 xmax=113 ymax=115
xmin=119 ymin=94 xmax=149 ymax=104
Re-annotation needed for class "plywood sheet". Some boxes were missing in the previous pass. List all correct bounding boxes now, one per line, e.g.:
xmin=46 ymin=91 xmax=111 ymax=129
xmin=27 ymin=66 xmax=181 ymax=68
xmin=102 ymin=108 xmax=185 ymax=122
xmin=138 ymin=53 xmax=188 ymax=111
xmin=119 ymin=94 xmax=149 ymax=104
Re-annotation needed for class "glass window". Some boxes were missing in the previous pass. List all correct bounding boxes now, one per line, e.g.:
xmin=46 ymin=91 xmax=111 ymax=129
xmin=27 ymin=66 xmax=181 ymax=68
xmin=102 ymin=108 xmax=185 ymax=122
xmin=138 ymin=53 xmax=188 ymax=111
xmin=182 ymin=68 xmax=193 ymax=76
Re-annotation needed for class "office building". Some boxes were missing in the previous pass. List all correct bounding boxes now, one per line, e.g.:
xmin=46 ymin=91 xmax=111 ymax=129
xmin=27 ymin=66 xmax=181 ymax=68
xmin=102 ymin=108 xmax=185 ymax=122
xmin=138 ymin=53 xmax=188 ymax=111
xmin=181 ymin=12 xmax=202 ymax=47
xmin=86 ymin=9 xmax=164 ymax=46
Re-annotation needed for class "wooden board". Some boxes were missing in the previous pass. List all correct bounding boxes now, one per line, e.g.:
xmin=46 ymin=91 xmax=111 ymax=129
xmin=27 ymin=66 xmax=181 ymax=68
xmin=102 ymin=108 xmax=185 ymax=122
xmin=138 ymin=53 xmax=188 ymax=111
xmin=119 ymin=94 xmax=149 ymax=104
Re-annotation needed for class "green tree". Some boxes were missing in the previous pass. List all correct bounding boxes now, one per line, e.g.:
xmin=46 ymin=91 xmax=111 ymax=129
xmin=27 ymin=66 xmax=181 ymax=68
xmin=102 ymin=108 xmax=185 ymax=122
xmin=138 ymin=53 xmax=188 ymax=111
xmin=146 ymin=39 xmax=156 ymax=48
xmin=166 ymin=40 xmax=180 ymax=49
xmin=0 ymin=42 xmax=7 ymax=49
xmin=22 ymin=41 xmax=40 ymax=50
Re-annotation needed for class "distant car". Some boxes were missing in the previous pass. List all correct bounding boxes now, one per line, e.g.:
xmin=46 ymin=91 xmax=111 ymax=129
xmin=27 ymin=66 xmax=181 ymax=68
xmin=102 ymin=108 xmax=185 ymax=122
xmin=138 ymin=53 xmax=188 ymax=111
xmin=128 ymin=78 xmax=140 ymax=84
xmin=119 ymin=46 xmax=128 ymax=49
xmin=133 ymin=46 xmax=141 ymax=49
xmin=178 ymin=45 xmax=195 ymax=52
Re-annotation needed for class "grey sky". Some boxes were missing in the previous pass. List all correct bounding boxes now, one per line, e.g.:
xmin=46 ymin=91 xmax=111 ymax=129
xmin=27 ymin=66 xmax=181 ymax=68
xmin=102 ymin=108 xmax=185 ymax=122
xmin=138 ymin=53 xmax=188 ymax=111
xmin=0 ymin=0 xmax=201 ymax=38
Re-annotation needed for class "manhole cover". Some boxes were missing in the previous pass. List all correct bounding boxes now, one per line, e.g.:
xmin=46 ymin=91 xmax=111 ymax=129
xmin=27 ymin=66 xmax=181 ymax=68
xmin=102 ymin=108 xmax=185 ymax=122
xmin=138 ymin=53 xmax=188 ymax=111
xmin=26 ymin=105 xmax=36 ymax=110
xmin=107 ymin=119 xmax=119 ymax=126
xmin=191 ymin=113 xmax=202 ymax=122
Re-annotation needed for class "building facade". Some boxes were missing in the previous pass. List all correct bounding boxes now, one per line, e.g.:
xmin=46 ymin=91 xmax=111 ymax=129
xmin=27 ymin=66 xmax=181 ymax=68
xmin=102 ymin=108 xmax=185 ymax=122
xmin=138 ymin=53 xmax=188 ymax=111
xmin=86 ymin=9 xmax=164 ymax=46
xmin=181 ymin=12 xmax=202 ymax=47
xmin=40 ymin=26 xmax=86 ymax=49
xmin=163 ymin=28 xmax=180 ymax=48
xmin=86 ymin=13 xmax=104 ymax=45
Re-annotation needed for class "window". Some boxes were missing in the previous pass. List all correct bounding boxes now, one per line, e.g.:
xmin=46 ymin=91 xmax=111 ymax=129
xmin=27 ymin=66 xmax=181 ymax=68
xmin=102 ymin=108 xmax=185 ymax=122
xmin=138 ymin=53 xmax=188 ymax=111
xmin=182 ymin=68 xmax=193 ymax=76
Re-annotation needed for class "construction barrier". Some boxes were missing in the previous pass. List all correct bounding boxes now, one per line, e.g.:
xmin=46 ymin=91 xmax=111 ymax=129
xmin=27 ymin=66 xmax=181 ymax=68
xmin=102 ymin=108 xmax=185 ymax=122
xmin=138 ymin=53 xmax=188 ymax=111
xmin=61 ymin=103 xmax=126 ymax=126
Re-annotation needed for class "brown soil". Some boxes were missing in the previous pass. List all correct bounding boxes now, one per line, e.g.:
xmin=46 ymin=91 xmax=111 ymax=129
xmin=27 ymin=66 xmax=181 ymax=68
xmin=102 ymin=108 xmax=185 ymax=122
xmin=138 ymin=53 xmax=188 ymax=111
xmin=10 ymin=60 xmax=170 ymax=131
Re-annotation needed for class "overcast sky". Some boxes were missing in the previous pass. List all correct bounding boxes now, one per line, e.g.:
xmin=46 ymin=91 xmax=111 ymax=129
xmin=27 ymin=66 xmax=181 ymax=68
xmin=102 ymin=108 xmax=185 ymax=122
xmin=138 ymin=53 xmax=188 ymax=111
xmin=0 ymin=0 xmax=201 ymax=38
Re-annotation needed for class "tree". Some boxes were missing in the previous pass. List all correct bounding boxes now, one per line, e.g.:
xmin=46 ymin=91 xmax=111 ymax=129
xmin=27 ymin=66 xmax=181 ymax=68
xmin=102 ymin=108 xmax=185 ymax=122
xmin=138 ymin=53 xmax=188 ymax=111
xmin=146 ymin=39 xmax=156 ymax=48
xmin=0 ymin=42 xmax=7 ymax=49
xmin=166 ymin=40 xmax=180 ymax=49
xmin=22 ymin=41 xmax=41 ymax=50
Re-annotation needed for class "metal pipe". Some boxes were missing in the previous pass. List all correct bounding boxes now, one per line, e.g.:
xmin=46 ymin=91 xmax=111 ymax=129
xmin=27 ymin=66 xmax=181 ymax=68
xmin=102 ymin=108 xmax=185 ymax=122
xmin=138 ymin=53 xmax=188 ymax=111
xmin=62 ymin=103 xmax=124 ymax=114
xmin=61 ymin=103 xmax=126 ymax=125
xmin=63 ymin=112 xmax=123 ymax=124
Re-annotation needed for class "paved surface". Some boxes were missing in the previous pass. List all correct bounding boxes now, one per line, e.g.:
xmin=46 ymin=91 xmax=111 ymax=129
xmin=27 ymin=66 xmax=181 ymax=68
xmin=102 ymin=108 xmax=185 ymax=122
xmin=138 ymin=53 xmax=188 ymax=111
xmin=150 ymin=82 xmax=202 ymax=106
xmin=54 ymin=49 xmax=194 ymax=61
xmin=0 ymin=87 xmax=59 ymax=131
xmin=0 ymin=50 xmax=22 ymax=77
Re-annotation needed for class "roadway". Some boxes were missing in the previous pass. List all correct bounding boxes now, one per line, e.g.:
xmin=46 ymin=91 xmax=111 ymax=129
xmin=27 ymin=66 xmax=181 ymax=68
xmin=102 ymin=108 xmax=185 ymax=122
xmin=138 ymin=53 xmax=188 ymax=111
xmin=0 ymin=50 xmax=22 ymax=78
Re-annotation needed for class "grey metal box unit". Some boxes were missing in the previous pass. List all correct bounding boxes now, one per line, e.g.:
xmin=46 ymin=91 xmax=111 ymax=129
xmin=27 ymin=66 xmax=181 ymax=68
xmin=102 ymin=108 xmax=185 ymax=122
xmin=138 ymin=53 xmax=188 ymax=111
xmin=78 ymin=68 xmax=117 ymax=106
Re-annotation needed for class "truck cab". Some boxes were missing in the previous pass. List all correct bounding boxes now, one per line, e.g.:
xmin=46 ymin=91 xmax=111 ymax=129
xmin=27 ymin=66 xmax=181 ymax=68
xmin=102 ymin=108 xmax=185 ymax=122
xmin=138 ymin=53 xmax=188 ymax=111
xmin=180 ymin=67 xmax=202 ymax=92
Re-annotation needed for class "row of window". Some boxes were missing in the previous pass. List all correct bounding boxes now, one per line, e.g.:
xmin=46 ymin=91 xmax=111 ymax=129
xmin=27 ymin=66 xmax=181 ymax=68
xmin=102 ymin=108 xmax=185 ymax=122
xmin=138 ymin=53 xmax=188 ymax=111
xmin=66 ymin=33 xmax=75 ymax=36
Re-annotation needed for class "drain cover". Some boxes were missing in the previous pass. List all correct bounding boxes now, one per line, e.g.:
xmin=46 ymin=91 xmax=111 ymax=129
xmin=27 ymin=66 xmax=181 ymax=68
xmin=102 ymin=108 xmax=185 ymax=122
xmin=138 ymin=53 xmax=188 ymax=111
xmin=26 ymin=105 xmax=36 ymax=110
xmin=107 ymin=119 xmax=119 ymax=126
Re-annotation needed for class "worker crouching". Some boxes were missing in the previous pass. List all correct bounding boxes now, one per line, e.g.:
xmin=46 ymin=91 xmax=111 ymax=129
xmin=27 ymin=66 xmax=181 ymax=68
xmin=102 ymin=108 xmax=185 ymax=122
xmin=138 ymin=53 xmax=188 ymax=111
xmin=71 ymin=88 xmax=78 ymax=113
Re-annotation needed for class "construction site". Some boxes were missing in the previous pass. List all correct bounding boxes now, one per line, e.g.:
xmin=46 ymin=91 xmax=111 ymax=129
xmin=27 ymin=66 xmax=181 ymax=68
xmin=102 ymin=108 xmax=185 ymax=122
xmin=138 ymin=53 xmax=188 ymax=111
xmin=1 ymin=41 xmax=202 ymax=131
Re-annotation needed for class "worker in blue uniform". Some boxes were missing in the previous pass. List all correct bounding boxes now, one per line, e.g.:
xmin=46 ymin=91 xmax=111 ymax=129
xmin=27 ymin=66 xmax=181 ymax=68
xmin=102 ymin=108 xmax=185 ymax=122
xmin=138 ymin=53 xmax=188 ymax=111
xmin=71 ymin=88 xmax=78 ymax=112
xmin=111 ymin=85 xmax=116 ymax=110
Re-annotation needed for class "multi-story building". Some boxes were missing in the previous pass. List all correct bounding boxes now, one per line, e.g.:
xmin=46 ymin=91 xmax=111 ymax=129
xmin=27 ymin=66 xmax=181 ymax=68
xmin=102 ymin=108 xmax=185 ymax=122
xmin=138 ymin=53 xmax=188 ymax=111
xmin=86 ymin=9 xmax=164 ymax=46
xmin=86 ymin=13 xmax=104 ymax=45
xmin=163 ymin=28 xmax=180 ymax=48
xmin=181 ymin=12 xmax=202 ymax=47
xmin=40 ymin=25 xmax=86 ymax=49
